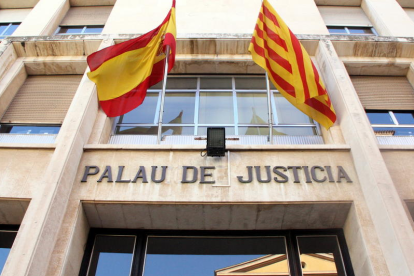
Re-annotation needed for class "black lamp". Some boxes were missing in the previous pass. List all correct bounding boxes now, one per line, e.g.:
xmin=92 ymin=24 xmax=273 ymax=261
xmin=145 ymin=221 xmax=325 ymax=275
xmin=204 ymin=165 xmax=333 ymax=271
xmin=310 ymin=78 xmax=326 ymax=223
xmin=206 ymin=127 xmax=226 ymax=157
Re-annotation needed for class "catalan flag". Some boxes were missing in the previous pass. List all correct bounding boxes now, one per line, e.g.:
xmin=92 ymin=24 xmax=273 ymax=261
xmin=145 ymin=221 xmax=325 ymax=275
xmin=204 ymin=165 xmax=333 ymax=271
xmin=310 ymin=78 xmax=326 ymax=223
xmin=249 ymin=0 xmax=336 ymax=129
xmin=87 ymin=0 xmax=176 ymax=117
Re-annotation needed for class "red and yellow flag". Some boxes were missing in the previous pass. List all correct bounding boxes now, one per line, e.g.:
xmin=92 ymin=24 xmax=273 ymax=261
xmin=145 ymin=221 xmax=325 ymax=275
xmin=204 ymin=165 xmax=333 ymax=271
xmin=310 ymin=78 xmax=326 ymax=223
xmin=87 ymin=0 xmax=176 ymax=117
xmin=249 ymin=0 xmax=336 ymax=129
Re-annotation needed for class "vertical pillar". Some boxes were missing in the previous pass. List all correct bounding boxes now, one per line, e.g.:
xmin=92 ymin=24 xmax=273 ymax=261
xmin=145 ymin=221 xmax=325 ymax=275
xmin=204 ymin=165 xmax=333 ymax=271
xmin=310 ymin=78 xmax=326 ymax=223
xmin=0 ymin=41 xmax=18 ymax=80
xmin=12 ymin=0 xmax=69 ymax=36
xmin=271 ymin=0 xmax=328 ymax=34
xmin=406 ymin=62 xmax=414 ymax=88
xmin=1 ymin=39 xmax=113 ymax=276
xmin=316 ymin=39 xmax=414 ymax=276
xmin=362 ymin=0 xmax=414 ymax=37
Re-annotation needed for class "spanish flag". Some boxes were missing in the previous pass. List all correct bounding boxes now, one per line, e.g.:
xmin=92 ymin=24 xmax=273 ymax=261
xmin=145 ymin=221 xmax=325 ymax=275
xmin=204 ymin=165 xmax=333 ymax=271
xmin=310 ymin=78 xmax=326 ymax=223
xmin=249 ymin=0 xmax=336 ymax=129
xmin=87 ymin=0 xmax=176 ymax=117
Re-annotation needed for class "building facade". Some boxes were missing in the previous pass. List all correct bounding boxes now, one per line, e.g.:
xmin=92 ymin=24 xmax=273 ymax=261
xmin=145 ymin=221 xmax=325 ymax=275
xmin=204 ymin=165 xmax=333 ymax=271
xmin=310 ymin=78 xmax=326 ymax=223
xmin=0 ymin=0 xmax=414 ymax=275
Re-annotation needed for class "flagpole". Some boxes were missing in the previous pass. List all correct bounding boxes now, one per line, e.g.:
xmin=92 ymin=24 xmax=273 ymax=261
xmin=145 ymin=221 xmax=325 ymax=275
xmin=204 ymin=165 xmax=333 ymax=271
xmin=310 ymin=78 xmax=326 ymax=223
xmin=259 ymin=0 xmax=273 ymax=143
xmin=157 ymin=45 xmax=171 ymax=144
xmin=265 ymin=72 xmax=274 ymax=144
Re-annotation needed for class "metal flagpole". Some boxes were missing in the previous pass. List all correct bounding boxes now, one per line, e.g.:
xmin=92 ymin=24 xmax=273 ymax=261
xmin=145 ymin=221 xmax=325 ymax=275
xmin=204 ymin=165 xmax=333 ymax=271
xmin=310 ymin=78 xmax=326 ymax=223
xmin=157 ymin=45 xmax=171 ymax=144
xmin=259 ymin=0 xmax=273 ymax=144
xmin=265 ymin=72 xmax=274 ymax=144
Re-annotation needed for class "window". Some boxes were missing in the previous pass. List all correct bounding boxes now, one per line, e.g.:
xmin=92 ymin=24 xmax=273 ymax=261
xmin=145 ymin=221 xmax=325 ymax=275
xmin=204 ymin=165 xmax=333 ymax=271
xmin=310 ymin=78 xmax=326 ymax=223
xmin=0 ymin=23 xmax=20 ymax=38
xmin=0 ymin=8 xmax=31 ymax=38
xmin=0 ymin=75 xmax=82 ymax=143
xmin=115 ymin=76 xmax=318 ymax=137
xmin=318 ymin=6 xmax=377 ymax=36
xmin=351 ymin=76 xmax=414 ymax=138
xmin=0 ymin=227 xmax=18 ymax=274
xmin=327 ymin=26 xmax=377 ymax=35
xmin=0 ymin=125 xmax=61 ymax=134
xmin=56 ymin=6 xmax=112 ymax=35
xmin=79 ymin=229 xmax=354 ymax=276
xmin=366 ymin=110 xmax=414 ymax=136
xmin=56 ymin=25 xmax=104 ymax=35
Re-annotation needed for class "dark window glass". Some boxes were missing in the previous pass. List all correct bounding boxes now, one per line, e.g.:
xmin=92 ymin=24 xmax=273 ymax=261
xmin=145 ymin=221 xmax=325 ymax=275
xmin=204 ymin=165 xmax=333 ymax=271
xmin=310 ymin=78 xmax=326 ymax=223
xmin=347 ymin=27 xmax=373 ymax=35
xmin=86 ymin=235 xmax=135 ymax=276
xmin=80 ymin=230 xmax=355 ymax=276
xmin=0 ymin=231 xmax=17 ymax=274
xmin=394 ymin=112 xmax=414 ymax=125
xmin=235 ymin=77 xmax=266 ymax=89
xmin=0 ymin=125 xmax=60 ymax=134
xmin=200 ymin=77 xmax=232 ymax=89
xmin=143 ymin=237 xmax=288 ymax=276
xmin=58 ymin=26 xmax=84 ymax=34
xmin=297 ymin=236 xmax=347 ymax=276
xmin=165 ymin=78 xmax=197 ymax=89
xmin=327 ymin=27 xmax=348 ymax=34
xmin=118 ymin=93 xmax=159 ymax=124
xmin=366 ymin=112 xmax=394 ymax=124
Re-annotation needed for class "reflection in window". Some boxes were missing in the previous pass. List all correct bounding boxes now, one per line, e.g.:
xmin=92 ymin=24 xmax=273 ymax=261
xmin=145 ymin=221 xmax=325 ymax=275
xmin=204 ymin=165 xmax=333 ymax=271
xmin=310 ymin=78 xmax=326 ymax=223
xmin=199 ymin=92 xmax=234 ymax=124
xmin=273 ymin=127 xmax=317 ymax=136
xmin=118 ymin=93 xmax=159 ymax=125
xmin=366 ymin=110 xmax=414 ymax=136
xmin=144 ymin=237 xmax=288 ymax=276
xmin=0 ymin=230 xmax=17 ymax=274
xmin=274 ymin=95 xmax=313 ymax=125
xmin=80 ymin=230 xmax=355 ymax=276
xmin=298 ymin=236 xmax=347 ymax=276
xmin=0 ymin=23 xmax=20 ymax=39
xmin=86 ymin=235 xmax=135 ymax=276
xmin=394 ymin=112 xmax=414 ymax=125
xmin=0 ymin=125 xmax=60 ymax=134
xmin=163 ymin=93 xmax=195 ymax=124
xmin=56 ymin=25 xmax=104 ymax=35
xmin=327 ymin=26 xmax=377 ymax=35
xmin=115 ymin=76 xmax=319 ymax=136
xmin=237 ymin=93 xmax=267 ymax=124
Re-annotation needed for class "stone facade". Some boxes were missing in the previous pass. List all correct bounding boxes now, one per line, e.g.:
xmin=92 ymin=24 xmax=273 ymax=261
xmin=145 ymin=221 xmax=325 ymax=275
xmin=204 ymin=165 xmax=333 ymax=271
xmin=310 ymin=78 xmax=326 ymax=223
xmin=0 ymin=0 xmax=414 ymax=275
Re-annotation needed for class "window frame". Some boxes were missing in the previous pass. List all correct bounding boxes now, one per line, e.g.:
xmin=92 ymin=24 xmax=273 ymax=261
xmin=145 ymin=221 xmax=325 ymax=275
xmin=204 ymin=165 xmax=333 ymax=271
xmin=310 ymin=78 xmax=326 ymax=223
xmin=55 ymin=25 xmax=104 ymax=35
xmin=0 ymin=225 xmax=19 ymax=274
xmin=79 ymin=228 xmax=355 ymax=276
xmin=113 ymin=75 xmax=321 ymax=137
xmin=0 ymin=124 xmax=61 ymax=135
xmin=326 ymin=25 xmax=378 ymax=36
xmin=366 ymin=110 xmax=414 ymax=136
xmin=0 ymin=23 xmax=20 ymax=39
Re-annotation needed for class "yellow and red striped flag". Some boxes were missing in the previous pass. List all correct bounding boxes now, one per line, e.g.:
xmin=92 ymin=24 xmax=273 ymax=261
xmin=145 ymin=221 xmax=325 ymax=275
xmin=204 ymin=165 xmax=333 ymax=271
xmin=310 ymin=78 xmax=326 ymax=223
xmin=249 ymin=0 xmax=336 ymax=129
xmin=87 ymin=0 xmax=176 ymax=117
